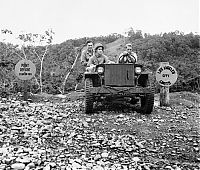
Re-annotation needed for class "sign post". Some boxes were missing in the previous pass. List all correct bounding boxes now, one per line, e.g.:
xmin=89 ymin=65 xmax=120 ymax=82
xmin=15 ymin=60 xmax=36 ymax=100
xmin=156 ymin=62 xmax=177 ymax=106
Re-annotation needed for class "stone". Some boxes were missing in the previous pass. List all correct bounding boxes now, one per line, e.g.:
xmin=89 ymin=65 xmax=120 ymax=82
xmin=43 ymin=165 xmax=51 ymax=170
xmin=165 ymin=165 xmax=173 ymax=170
xmin=11 ymin=163 xmax=26 ymax=170
xmin=137 ymin=119 xmax=143 ymax=122
xmin=193 ymin=143 xmax=198 ymax=147
xmin=16 ymin=158 xmax=31 ymax=164
xmin=0 ymin=164 xmax=6 ymax=170
xmin=93 ymin=165 xmax=104 ymax=170
xmin=85 ymin=118 xmax=91 ymax=122
xmin=3 ymin=158 xmax=13 ymax=164
xmin=71 ymin=162 xmax=82 ymax=169
xmin=82 ymin=121 xmax=89 ymax=128
xmin=132 ymin=157 xmax=140 ymax=162
xmin=101 ymin=152 xmax=109 ymax=158
xmin=26 ymin=162 xmax=35 ymax=168
xmin=166 ymin=107 xmax=172 ymax=111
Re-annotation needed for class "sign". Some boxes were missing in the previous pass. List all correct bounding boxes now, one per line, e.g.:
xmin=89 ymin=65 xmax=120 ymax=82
xmin=15 ymin=59 xmax=36 ymax=80
xmin=156 ymin=64 xmax=177 ymax=86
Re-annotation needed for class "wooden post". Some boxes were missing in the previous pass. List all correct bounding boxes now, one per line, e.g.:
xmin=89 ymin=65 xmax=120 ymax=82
xmin=160 ymin=86 xmax=170 ymax=106
xmin=23 ymin=80 xmax=28 ymax=101
xmin=159 ymin=62 xmax=169 ymax=107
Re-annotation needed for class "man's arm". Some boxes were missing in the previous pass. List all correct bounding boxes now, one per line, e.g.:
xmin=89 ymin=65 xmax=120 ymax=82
xmin=87 ymin=57 xmax=93 ymax=66
xmin=104 ymin=55 xmax=109 ymax=63
xmin=80 ymin=50 xmax=88 ymax=66
xmin=117 ymin=52 xmax=124 ymax=63
xmin=131 ymin=52 xmax=138 ymax=62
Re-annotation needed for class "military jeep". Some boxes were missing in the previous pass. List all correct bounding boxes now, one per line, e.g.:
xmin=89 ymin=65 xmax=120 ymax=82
xmin=84 ymin=63 xmax=154 ymax=114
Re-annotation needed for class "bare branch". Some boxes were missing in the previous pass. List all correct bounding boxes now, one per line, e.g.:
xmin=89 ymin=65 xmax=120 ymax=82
xmin=3 ymin=44 xmax=24 ymax=59
xmin=57 ymin=86 xmax=63 ymax=94
xmin=33 ymin=48 xmax=41 ymax=61
xmin=13 ymin=52 xmax=24 ymax=59
xmin=22 ymin=46 xmax=27 ymax=59
xmin=38 ymin=45 xmax=49 ymax=93
xmin=62 ymin=44 xmax=85 ymax=94
xmin=27 ymin=48 xmax=35 ymax=56
xmin=33 ymin=76 xmax=40 ymax=87
xmin=42 ymin=46 xmax=48 ymax=59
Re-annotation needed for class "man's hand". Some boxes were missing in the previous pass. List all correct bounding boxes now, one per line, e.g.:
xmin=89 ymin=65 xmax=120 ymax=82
xmin=82 ymin=62 xmax=88 ymax=66
xmin=86 ymin=64 xmax=96 ymax=72
xmin=107 ymin=60 xmax=115 ymax=64
xmin=122 ymin=51 xmax=128 ymax=55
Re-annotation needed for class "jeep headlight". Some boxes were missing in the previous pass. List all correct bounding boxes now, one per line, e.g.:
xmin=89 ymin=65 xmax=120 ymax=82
xmin=135 ymin=67 xmax=142 ymax=74
xmin=97 ymin=67 xmax=104 ymax=73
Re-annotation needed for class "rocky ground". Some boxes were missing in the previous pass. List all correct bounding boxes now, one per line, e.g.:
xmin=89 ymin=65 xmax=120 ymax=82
xmin=0 ymin=91 xmax=199 ymax=170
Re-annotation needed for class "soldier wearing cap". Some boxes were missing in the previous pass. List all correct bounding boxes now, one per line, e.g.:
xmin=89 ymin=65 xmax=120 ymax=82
xmin=118 ymin=43 xmax=138 ymax=64
xmin=87 ymin=43 xmax=109 ymax=66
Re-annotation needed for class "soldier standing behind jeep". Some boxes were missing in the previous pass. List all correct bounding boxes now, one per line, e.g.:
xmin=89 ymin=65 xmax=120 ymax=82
xmin=75 ymin=40 xmax=94 ymax=91
xmin=81 ymin=40 xmax=94 ymax=66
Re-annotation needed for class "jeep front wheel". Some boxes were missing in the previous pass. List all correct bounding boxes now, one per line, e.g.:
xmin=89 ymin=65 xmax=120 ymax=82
xmin=85 ymin=78 xmax=94 ymax=114
xmin=140 ymin=88 xmax=154 ymax=114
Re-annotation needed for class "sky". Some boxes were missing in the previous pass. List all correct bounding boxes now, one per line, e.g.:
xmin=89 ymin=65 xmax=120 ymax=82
xmin=0 ymin=0 xmax=199 ymax=44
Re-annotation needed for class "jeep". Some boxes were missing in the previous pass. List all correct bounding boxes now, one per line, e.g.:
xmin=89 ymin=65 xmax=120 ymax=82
xmin=84 ymin=63 xmax=154 ymax=114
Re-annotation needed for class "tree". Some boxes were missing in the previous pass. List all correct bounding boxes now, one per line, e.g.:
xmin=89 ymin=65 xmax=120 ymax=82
xmin=128 ymin=31 xmax=200 ymax=92
xmin=61 ymin=44 xmax=84 ymax=94
xmin=1 ymin=29 xmax=55 ymax=93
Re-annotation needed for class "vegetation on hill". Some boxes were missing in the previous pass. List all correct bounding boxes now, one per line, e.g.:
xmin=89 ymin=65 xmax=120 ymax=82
xmin=0 ymin=29 xmax=199 ymax=96
xmin=126 ymin=29 xmax=200 ymax=92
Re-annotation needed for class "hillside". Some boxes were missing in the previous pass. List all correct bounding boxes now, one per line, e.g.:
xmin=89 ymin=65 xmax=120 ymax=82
xmin=105 ymin=38 xmax=125 ymax=62
xmin=0 ymin=31 xmax=199 ymax=94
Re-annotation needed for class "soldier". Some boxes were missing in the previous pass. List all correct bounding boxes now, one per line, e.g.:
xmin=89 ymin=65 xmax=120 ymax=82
xmin=86 ymin=43 xmax=110 ymax=72
xmin=87 ymin=43 xmax=109 ymax=68
xmin=117 ymin=43 xmax=138 ymax=63
xmin=81 ymin=40 xmax=94 ymax=66
xmin=75 ymin=40 xmax=94 ymax=91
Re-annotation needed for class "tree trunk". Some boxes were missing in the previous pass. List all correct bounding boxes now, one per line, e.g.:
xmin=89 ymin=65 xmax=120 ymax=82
xmin=40 ymin=58 xmax=44 ymax=93
xmin=62 ymin=53 xmax=79 ymax=94
xmin=38 ymin=46 xmax=48 ymax=94
xmin=62 ymin=45 xmax=84 ymax=94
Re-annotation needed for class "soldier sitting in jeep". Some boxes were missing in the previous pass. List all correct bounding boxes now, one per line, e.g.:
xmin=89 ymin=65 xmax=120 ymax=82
xmin=87 ymin=43 xmax=114 ymax=72
xmin=118 ymin=43 xmax=137 ymax=64
xmin=87 ymin=43 xmax=109 ymax=66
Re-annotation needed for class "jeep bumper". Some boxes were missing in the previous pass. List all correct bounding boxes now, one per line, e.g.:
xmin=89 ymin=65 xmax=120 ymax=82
xmin=88 ymin=86 xmax=152 ymax=95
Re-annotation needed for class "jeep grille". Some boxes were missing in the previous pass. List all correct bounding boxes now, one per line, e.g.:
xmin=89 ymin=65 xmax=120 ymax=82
xmin=104 ymin=64 xmax=135 ymax=86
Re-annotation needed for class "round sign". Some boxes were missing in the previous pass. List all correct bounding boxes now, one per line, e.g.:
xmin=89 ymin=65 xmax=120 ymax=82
xmin=156 ymin=64 xmax=177 ymax=86
xmin=15 ymin=59 xmax=36 ymax=80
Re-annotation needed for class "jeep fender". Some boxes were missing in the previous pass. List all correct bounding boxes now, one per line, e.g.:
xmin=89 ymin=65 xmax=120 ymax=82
xmin=84 ymin=73 xmax=100 ymax=86
xmin=84 ymin=73 xmax=99 ymax=79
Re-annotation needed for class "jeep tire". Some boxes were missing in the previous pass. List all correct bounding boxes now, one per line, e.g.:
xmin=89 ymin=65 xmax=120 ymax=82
xmin=85 ymin=78 xmax=94 ymax=114
xmin=140 ymin=88 xmax=154 ymax=114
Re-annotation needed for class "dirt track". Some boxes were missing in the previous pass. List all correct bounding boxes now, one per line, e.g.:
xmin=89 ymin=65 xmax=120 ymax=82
xmin=0 ymin=91 xmax=199 ymax=169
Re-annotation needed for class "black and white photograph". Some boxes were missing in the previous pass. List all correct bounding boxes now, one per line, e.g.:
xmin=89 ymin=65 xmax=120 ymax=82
xmin=0 ymin=0 xmax=199 ymax=169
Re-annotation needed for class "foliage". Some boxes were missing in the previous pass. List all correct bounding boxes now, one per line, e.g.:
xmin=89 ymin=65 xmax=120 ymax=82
xmin=0 ymin=29 xmax=54 ymax=95
xmin=127 ymin=30 xmax=200 ymax=92
xmin=0 ymin=30 xmax=199 ymax=95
